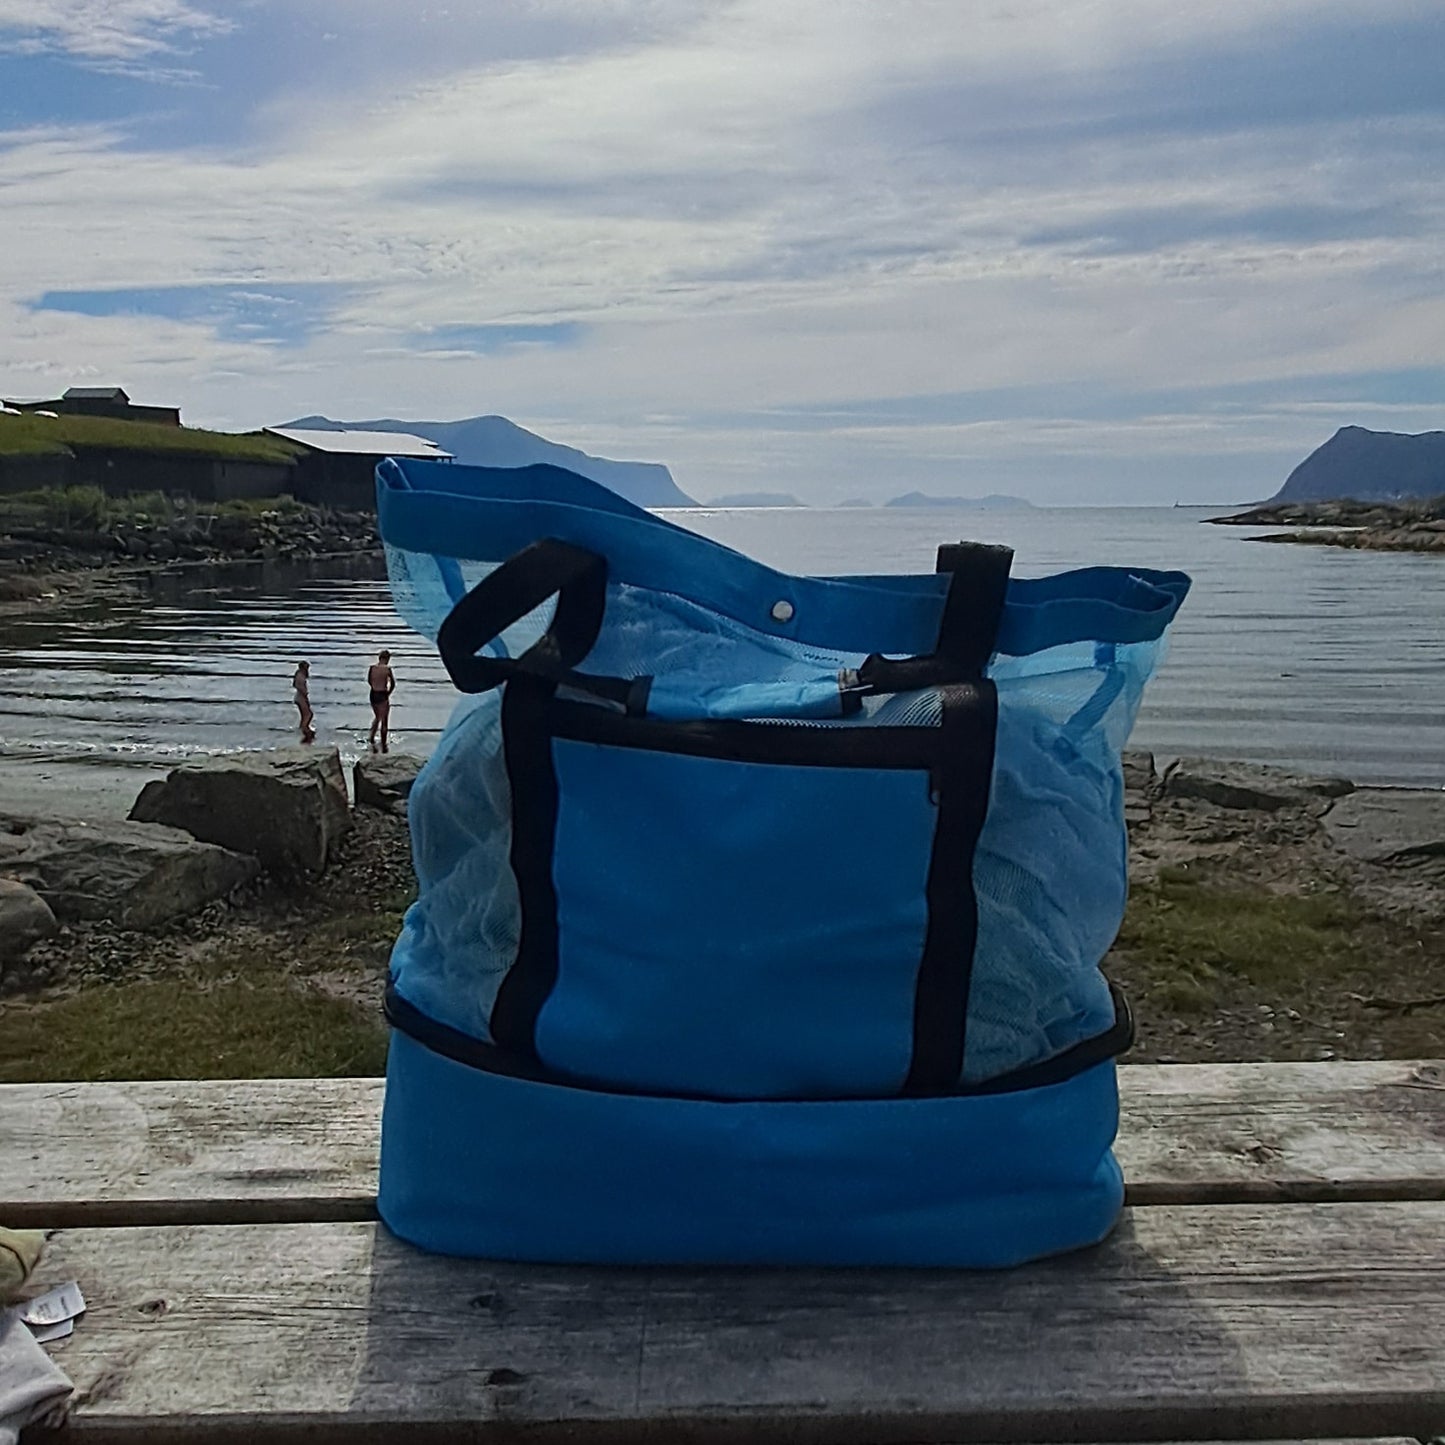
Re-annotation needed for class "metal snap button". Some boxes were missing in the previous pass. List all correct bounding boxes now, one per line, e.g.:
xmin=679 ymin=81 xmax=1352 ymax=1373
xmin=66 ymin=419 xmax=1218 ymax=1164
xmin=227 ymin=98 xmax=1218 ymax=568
xmin=770 ymin=600 xmax=795 ymax=623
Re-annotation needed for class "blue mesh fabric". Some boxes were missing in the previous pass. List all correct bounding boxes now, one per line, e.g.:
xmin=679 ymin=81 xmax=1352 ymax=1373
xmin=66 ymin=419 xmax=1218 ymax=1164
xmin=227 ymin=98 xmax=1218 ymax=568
xmin=965 ymin=638 xmax=1162 ymax=1081
xmin=388 ymin=540 xmax=1174 ymax=1084
xmin=392 ymin=692 xmax=518 ymax=1042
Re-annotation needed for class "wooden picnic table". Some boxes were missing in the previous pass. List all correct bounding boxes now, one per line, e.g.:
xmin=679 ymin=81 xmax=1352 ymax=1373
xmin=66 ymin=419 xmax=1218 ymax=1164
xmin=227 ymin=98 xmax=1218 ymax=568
xmin=4 ymin=1059 xmax=1444 ymax=1442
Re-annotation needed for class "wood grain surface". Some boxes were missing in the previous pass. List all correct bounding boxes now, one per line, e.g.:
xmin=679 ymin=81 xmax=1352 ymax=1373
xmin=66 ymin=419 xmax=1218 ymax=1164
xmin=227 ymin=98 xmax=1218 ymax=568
xmin=4 ymin=1060 xmax=1443 ymax=1226
xmin=24 ymin=1202 xmax=1445 ymax=1442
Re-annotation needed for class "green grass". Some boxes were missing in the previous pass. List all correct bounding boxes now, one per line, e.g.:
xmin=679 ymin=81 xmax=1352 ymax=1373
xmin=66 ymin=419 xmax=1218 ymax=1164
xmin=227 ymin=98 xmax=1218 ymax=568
xmin=0 ymin=975 xmax=387 ymax=1082
xmin=0 ymin=484 xmax=308 ymax=531
xmin=1112 ymin=865 xmax=1368 ymax=1009
xmin=0 ymin=412 xmax=301 ymax=462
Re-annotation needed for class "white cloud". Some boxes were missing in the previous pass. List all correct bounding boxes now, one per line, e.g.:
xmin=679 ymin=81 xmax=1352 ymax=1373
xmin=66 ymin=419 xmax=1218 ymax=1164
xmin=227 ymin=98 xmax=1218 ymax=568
xmin=0 ymin=0 xmax=232 ymax=71
xmin=2 ymin=0 xmax=1444 ymax=501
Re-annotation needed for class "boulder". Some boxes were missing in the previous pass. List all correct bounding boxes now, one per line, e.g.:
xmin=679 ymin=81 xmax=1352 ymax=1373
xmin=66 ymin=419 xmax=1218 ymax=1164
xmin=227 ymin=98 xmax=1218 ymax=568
xmin=0 ymin=815 xmax=256 ymax=930
xmin=129 ymin=747 xmax=352 ymax=875
xmin=1162 ymin=758 xmax=1354 ymax=812
xmin=353 ymin=752 xmax=424 ymax=815
xmin=0 ymin=877 xmax=58 ymax=963
xmin=1323 ymin=788 xmax=1445 ymax=863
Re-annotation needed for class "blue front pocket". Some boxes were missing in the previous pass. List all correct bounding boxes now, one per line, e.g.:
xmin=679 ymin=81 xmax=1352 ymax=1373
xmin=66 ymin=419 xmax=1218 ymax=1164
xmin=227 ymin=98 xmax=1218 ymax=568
xmin=539 ymin=740 xmax=937 ymax=1098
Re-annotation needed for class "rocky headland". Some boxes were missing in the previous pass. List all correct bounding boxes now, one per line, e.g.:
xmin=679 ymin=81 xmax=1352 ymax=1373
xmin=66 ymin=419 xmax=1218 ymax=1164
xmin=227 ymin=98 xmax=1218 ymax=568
xmin=286 ymin=412 xmax=695 ymax=508
xmin=1208 ymin=495 xmax=1445 ymax=553
xmin=1271 ymin=425 xmax=1445 ymax=504
xmin=1209 ymin=424 xmax=1445 ymax=551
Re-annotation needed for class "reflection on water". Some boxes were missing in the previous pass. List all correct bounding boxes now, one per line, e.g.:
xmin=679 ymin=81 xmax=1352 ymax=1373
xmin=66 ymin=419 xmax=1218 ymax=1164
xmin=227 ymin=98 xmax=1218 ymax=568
xmin=2 ymin=510 xmax=1443 ymax=807
xmin=0 ymin=555 xmax=456 ymax=796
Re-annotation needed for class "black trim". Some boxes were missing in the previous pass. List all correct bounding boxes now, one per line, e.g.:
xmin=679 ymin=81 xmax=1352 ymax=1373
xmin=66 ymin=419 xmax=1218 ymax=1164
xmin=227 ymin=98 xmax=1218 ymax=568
xmin=385 ymin=980 xmax=1133 ymax=1103
xmin=548 ymin=696 xmax=947 ymax=769
xmin=903 ymin=681 xmax=999 ymax=1094
xmin=487 ymin=675 xmax=564 ymax=1057
xmin=967 ymin=983 xmax=1134 ymax=1096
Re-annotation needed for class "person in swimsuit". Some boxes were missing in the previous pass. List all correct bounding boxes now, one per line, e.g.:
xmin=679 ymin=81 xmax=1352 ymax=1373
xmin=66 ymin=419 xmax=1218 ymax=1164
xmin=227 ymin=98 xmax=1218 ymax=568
xmin=367 ymin=650 xmax=395 ymax=753
xmin=293 ymin=660 xmax=315 ymax=744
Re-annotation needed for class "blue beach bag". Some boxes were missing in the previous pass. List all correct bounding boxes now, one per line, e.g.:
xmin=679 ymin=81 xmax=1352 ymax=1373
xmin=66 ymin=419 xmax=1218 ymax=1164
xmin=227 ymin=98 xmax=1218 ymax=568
xmin=374 ymin=457 xmax=1189 ymax=1267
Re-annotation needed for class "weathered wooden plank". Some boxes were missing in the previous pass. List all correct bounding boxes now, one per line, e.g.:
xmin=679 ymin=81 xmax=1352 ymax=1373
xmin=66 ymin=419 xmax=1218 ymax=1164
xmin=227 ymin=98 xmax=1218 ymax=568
xmin=0 ymin=1077 xmax=384 ymax=1227
xmin=3 ymin=1061 xmax=1443 ymax=1227
xmin=23 ymin=1203 xmax=1445 ymax=1442
xmin=1121 ymin=1058 xmax=1445 ymax=1205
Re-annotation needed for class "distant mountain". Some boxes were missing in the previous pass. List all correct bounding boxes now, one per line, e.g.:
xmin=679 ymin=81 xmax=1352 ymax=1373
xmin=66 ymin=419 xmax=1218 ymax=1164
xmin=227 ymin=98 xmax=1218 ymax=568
xmin=283 ymin=413 xmax=695 ymax=507
xmin=1272 ymin=426 xmax=1445 ymax=503
xmin=836 ymin=497 xmax=873 ymax=508
xmin=885 ymin=491 xmax=1033 ymax=509
xmin=707 ymin=491 xmax=805 ymax=507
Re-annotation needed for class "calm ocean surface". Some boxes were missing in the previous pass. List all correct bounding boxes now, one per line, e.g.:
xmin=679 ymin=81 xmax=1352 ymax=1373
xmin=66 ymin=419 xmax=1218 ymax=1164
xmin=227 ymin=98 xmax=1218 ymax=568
xmin=2 ymin=505 xmax=1443 ymax=807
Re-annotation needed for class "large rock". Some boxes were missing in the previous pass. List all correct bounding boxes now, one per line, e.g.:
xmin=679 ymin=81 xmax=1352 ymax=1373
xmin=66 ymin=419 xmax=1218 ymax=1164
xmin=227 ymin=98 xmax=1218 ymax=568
xmin=353 ymin=752 xmax=423 ymax=815
xmin=1163 ymin=758 xmax=1354 ymax=812
xmin=0 ymin=816 xmax=257 ymax=929
xmin=0 ymin=877 xmax=58 ymax=962
xmin=1323 ymin=789 xmax=1445 ymax=863
xmin=129 ymin=747 xmax=352 ymax=875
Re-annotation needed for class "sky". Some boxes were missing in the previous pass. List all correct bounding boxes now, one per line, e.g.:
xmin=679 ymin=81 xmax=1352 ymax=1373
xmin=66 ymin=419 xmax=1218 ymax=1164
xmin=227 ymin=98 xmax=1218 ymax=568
xmin=2 ymin=1 xmax=1443 ymax=505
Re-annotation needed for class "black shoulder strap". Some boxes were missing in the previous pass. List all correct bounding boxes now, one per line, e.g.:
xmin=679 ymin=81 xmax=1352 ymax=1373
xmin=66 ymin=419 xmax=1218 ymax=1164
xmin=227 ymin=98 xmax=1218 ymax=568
xmin=436 ymin=539 xmax=643 ymax=710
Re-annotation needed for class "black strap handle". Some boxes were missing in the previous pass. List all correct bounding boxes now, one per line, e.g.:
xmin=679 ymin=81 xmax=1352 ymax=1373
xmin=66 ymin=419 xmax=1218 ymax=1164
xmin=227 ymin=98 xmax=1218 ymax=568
xmin=436 ymin=539 xmax=642 ymax=708
xmin=857 ymin=541 xmax=1013 ymax=695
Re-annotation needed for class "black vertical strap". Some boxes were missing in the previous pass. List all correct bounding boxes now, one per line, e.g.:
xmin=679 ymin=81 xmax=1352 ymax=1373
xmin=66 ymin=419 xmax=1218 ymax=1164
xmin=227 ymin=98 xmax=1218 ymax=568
xmin=489 ymin=675 xmax=564 ymax=1057
xmin=900 ymin=543 xmax=1011 ymax=1095
xmin=933 ymin=542 xmax=1012 ymax=676
xmin=902 ymin=680 xmax=999 ymax=1093
xmin=478 ymin=543 xmax=612 ymax=1060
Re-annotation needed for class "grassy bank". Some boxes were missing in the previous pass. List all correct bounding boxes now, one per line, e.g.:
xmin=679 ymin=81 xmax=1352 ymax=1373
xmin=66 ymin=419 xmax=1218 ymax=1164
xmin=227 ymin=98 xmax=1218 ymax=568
xmin=0 ymin=482 xmax=302 ymax=534
xmin=0 ymin=484 xmax=305 ymax=531
xmin=0 ymin=972 xmax=387 ymax=1081
xmin=0 ymin=484 xmax=379 ymax=598
xmin=1110 ymin=864 xmax=1445 ymax=1061
xmin=0 ymin=412 xmax=300 ymax=462
xmin=0 ymin=809 xmax=413 ymax=1083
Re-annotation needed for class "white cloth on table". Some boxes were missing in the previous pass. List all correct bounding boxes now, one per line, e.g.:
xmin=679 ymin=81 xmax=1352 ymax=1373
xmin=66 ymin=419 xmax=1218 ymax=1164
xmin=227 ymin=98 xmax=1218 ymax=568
xmin=0 ymin=1309 xmax=72 ymax=1445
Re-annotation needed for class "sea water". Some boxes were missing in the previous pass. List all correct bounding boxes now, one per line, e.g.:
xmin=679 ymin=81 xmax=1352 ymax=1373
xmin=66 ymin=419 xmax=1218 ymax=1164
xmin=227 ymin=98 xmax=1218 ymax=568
xmin=1 ymin=506 xmax=1441 ymax=805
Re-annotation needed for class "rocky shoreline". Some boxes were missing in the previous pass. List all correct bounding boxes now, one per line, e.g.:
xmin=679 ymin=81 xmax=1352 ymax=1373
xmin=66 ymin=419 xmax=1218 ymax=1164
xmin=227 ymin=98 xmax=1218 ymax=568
xmin=1209 ymin=496 xmax=1445 ymax=553
xmin=2 ymin=747 xmax=1443 ymax=1079
xmin=0 ymin=495 xmax=381 ymax=606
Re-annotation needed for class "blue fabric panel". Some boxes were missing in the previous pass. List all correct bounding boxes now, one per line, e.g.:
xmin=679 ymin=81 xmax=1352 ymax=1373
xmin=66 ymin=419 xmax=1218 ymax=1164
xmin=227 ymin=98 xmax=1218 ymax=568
xmin=377 ymin=1030 xmax=1125 ymax=1266
xmin=539 ymin=742 xmax=934 ymax=1098
xmin=997 ymin=568 xmax=1191 ymax=656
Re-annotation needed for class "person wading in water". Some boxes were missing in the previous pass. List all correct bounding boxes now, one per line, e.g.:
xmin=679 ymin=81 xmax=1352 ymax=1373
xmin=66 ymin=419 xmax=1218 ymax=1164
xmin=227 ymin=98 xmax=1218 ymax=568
xmin=293 ymin=660 xmax=316 ymax=744
xmin=368 ymin=650 xmax=396 ymax=753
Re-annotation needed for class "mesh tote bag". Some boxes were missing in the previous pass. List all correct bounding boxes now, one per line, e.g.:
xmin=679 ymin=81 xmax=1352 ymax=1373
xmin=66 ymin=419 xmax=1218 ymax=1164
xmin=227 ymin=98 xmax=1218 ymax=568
xmin=374 ymin=456 xmax=1189 ymax=1267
